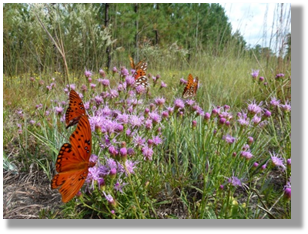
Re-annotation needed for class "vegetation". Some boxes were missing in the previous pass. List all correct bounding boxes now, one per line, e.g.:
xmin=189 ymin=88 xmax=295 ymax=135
xmin=3 ymin=3 xmax=291 ymax=219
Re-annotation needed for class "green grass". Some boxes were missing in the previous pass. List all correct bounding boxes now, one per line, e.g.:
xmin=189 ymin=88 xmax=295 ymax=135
xmin=3 ymin=52 xmax=291 ymax=219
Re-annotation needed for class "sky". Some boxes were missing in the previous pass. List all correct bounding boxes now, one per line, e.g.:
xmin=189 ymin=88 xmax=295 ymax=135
xmin=222 ymin=3 xmax=291 ymax=51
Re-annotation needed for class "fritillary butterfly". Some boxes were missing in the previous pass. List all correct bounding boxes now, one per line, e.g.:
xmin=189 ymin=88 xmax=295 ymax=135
xmin=129 ymin=56 xmax=149 ymax=88
xmin=182 ymin=74 xmax=199 ymax=98
xmin=51 ymin=115 xmax=94 ymax=203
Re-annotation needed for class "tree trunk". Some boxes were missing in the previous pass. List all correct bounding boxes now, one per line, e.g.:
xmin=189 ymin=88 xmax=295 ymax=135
xmin=134 ymin=3 xmax=139 ymax=60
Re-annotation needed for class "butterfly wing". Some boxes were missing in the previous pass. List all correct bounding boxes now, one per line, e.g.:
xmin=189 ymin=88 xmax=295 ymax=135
xmin=194 ymin=77 xmax=199 ymax=95
xmin=133 ymin=62 xmax=148 ymax=88
xmin=182 ymin=74 xmax=194 ymax=98
xmin=65 ymin=90 xmax=86 ymax=129
xmin=51 ymin=115 xmax=93 ymax=203
xmin=51 ymin=169 xmax=89 ymax=203
xmin=129 ymin=56 xmax=135 ymax=69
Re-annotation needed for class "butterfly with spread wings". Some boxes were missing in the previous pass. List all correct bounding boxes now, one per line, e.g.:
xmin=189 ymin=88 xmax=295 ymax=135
xmin=129 ymin=56 xmax=149 ymax=88
xmin=182 ymin=74 xmax=199 ymax=98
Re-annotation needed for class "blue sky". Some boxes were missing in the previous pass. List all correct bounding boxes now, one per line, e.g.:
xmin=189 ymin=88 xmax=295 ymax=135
xmin=223 ymin=3 xmax=291 ymax=51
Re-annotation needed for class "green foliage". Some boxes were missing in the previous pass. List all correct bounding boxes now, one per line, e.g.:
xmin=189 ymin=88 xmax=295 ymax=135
xmin=3 ymin=3 xmax=289 ymax=77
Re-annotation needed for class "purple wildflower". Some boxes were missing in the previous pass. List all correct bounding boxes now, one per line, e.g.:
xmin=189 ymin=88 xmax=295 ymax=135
xmin=219 ymin=117 xmax=226 ymax=125
xmin=167 ymin=107 xmax=174 ymax=115
xmin=81 ymin=84 xmax=87 ymax=92
xmin=162 ymin=111 xmax=169 ymax=119
xmin=103 ymin=192 xmax=116 ymax=206
xmin=120 ymin=147 xmax=127 ymax=157
xmin=186 ymin=99 xmax=195 ymax=106
xmin=280 ymin=100 xmax=291 ymax=112
xmin=180 ymin=78 xmax=187 ymax=85
xmin=117 ymin=113 xmax=129 ymax=124
xmin=174 ymin=98 xmax=185 ymax=110
xmin=125 ymin=148 xmax=134 ymax=156
xmin=109 ymin=89 xmax=119 ymax=98
xmin=145 ymin=119 xmax=153 ymax=129
xmin=152 ymin=135 xmax=163 ymax=146
xmin=147 ymin=139 xmax=154 ymax=146
xmin=94 ymin=96 xmax=103 ymax=106
xmin=142 ymin=146 xmax=154 ymax=161
xmin=154 ymin=97 xmax=166 ymax=106
xmin=251 ymin=115 xmax=261 ymax=125
xmin=263 ymin=109 xmax=271 ymax=118
xmin=55 ymin=106 xmax=64 ymax=115
xmin=102 ymin=78 xmax=111 ymax=87
xmin=241 ymin=151 xmax=253 ymax=160
xmin=149 ymin=112 xmax=161 ymax=124
xmin=224 ymin=105 xmax=230 ymax=111
xmin=223 ymin=135 xmax=236 ymax=144
xmin=270 ymin=97 xmax=280 ymax=107
xmin=275 ymin=73 xmax=285 ymax=79
xmin=228 ymin=176 xmax=242 ymax=187
xmin=129 ymin=115 xmax=144 ymax=127
xmin=242 ymin=144 xmax=250 ymax=151
xmin=35 ymin=104 xmax=43 ymax=110
xmin=283 ymin=180 xmax=291 ymax=200
xmin=85 ymin=70 xmax=92 ymax=78
xmin=251 ymin=69 xmax=259 ymax=79
xmin=133 ymin=135 xmax=146 ymax=146
xmin=99 ymin=69 xmax=106 ymax=77
xmin=204 ymin=112 xmax=211 ymax=121
xmin=87 ymin=166 xmax=105 ymax=190
xmin=287 ymin=158 xmax=291 ymax=169
xmin=125 ymin=75 xmax=135 ymax=86
xmin=90 ymin=83 xmax=96 ymax=89
xmin=270 ymin=152 xmax=286 ymax=170
xmin=212 ymin=108 xmax=219 ymax=116
xmin=135 ymin=85 xmax=146 ymax=94
xmin=160 ymin=81 xmax=167 ymax=88
xmin=120 ymin=67 xmax=129 ymax=77
xmin=114 ymin=180 xmax=128 ymax=193
xmin=247 ymin=100 xmax=262 ymax=115
xmin=109 ymin=146 xmax=118 ymax=157
xmin=247 ymin=136 xmax=254 ymax=145
xmin=46 ymin=85 xmax=53 ymax=91
xmin=125 ymin=160 xmax=138 ymax=175
xmin=192 ymin=120 xmax=197 ymax=128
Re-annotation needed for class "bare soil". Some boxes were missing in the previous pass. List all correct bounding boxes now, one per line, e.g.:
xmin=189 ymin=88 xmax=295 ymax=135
xmin=3 ymin=169 xmax=62 ymax=219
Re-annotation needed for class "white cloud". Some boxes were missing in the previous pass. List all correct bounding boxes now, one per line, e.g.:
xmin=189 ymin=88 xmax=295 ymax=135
xmin=223 ymin=3 xmax=291 ymax=51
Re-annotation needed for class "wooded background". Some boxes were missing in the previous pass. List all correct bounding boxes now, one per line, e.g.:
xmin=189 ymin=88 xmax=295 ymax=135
xmin=3 ymin=3 xmax=291 ymax=77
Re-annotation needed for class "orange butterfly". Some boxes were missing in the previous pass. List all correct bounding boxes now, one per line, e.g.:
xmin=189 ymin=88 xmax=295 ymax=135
xmin=51 ymin=115 xmax=94 ymax=203
xmin=65 ymin=90 xmax=86 ymax=129
xmin=182 ymin=74 xmax=199 ymax=98
xmin=129 ymin=56 xmax=145 ymax=70
xmin=129 ymin=56 xmax=149 ymax=88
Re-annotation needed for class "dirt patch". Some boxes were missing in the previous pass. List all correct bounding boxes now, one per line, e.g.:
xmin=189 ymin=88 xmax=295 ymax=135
xmin=3 ymin=169 xmax=62 ymax=219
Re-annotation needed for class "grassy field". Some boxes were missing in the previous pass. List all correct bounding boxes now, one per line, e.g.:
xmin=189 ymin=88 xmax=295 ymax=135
xmin=3 ymin=52 xmax=291 ymax=219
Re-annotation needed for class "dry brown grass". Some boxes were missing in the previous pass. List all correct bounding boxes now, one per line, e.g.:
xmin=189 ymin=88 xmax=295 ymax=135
xmin=3 ymin=169 xmax=62 ymax=219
